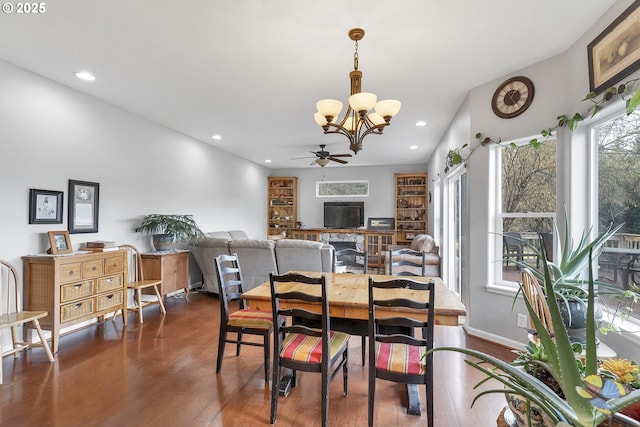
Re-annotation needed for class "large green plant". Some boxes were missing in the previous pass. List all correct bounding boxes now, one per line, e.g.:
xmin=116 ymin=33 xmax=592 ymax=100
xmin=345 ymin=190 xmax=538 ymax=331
xmin=510 ymin=219 xmax=638 ymax=333
xmin=134 ymin=214 xmax=204 ymax=242
xmin=428 ymin=251 xmax=640 ymax=426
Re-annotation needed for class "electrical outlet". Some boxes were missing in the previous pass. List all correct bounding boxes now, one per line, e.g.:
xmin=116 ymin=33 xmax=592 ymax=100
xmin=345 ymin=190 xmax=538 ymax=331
xmin=517 ymin=313 xmax=528 ymax=328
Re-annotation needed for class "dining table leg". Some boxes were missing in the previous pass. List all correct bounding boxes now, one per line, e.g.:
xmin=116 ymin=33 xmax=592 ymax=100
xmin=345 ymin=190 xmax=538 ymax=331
xmin=407 ymin=384 xmax=421 ymax=415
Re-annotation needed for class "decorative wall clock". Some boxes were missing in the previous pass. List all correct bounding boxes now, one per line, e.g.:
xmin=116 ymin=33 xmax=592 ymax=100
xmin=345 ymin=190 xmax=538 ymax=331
xmin=491 ymin=76 xmax=535 ymax=119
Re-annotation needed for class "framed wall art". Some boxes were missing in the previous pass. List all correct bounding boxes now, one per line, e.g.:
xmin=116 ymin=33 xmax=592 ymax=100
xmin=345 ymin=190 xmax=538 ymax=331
xmin=367 ymin=217 xmax=395 ymax=231
xmin=588 ymin=0 xmax=640 ymax=94
xmin=47 ymin=230 xmax=72 ymax=254
xmin=316 ymin=180 xmax=369 ymax=197
xmin=29 ymin=189 xmax=63 ymax=224
xmin=68 ymin=180 xmax=99 ymax=234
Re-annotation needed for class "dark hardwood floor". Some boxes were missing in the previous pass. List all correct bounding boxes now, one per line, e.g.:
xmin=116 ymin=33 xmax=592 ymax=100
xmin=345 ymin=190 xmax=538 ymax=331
xmin=1 ymin=290 xmax=515 ymax=426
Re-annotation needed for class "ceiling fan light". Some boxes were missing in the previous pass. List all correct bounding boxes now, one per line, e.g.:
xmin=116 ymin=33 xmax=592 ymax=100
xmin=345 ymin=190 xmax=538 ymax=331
xmin=316 ymin=99 xmax=343 ymax=118
xmin=316 ymin=158 xmax=330 ymax=167
xmin=349 ymin=92 xmax=377 ymax=112
xmin=375 ymin=99 xmax=401 ymax=118
xmin=368 ymin=112 xmax=385 ymax=126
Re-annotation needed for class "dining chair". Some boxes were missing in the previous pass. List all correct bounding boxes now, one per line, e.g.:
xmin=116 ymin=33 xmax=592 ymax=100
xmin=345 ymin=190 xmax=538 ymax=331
xmin=334 ymin=248 xmax=368 ymax=274
xmin=215 ymin=253 xmax=275 ymax=383
xmin=119 ymin=244 xmax=166 ymax=324
xmin=0 ymin=259 xmax=55 ymax=384
xmin=521 ymin=269 xmax=554 ymax=338
xmin=333 ymin=248 xmax=368 ymax=365
xmin=388 ymin=248 xmax=426 ymax=276
xmin=368 ymin=276 xmax=435 ymax=427
xmin=269 ymin=272 xmax=349 ymax=427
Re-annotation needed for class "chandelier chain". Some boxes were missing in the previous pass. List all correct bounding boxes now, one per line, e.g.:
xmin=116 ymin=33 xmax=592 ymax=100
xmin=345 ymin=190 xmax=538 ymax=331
xmin=353 ymin=39 xmax=359 ymax=71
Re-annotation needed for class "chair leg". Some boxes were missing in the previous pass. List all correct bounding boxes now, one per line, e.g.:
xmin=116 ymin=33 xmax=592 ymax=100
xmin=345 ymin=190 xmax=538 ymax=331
xmin=368 ymin=364 xmax=375 ymax=426
xmin=236 ymin=332 xmax=242 ymax=356
xmin=343 ymin=349 xmax=348 ymax=396
xmin=361 ymin=336 xmax=366 ymax=366
xmin=263 ymin=332 xmax=270 ymax=384
xmin=10 ymin=326 xmax=20 ymax=358
xmin=270 ymin=364 xmax=281 ymax=425
xmin=216 ymin=327 xmax=227 ymax=374
xmin=31 ymin=319 xmax=55 ymax=362
xmin=321 ymin=368 xmax=329 ymax=427
xmin=153 ymin=285 xmax=166 ymax=314
xmin=136 ymin=288 xmax=144 ymax=323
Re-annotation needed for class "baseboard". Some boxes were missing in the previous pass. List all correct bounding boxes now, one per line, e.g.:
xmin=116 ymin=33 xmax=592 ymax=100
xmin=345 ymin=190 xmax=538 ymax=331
xmin=463 ymin=324 xmax=526 ymax=351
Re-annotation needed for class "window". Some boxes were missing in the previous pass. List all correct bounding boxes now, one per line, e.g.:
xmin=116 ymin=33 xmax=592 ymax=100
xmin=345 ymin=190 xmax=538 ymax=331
xmin=499 ymin=139 xmax=556 ymax=283
xmin=593 ymin=109 xmax=640 ymax=325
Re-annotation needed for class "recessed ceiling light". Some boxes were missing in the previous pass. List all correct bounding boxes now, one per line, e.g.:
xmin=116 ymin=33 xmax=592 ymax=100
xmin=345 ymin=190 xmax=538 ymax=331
xmin=74 ymin=71 xmax=96 ymax=81
xmin=409 ymin=145 xmax=418 ymax=150
xmin=265 ymin=159 xmax=272 ymax=163
xmin=415 ymin=120 xmax=427 ymax=127
xmin=211 ymin=134 xmax=222 ymax=140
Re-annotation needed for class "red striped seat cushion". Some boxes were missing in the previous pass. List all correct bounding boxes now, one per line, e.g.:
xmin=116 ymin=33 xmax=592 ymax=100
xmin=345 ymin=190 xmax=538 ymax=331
xmin=227 ymin=309 xmax=273 ymax=329
xmin=375 ymin=342 xmax=426 ymax=375
xmin=281 ymin=330 xmax=349 ymax=363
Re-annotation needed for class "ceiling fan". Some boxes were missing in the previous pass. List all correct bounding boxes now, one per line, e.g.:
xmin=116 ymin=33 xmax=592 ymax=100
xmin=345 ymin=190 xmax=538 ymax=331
xmin=292 ymin=145 xmax=352 ymax=167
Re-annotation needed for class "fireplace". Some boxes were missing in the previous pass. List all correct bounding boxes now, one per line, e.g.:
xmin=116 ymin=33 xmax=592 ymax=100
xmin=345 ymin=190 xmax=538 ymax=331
xmin=330 ymin=241 xmax=357 ymax=251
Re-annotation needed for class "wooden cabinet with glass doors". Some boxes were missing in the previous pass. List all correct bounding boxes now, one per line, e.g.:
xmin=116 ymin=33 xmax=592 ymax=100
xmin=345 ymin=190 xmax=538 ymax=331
xmin=394 ymin=173 xmax=428 ymax=246
xmin=267 ymin=177 xmax=298 ymax=238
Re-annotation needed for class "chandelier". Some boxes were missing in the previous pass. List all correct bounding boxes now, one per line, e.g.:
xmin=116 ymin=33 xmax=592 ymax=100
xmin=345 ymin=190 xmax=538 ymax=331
xmin=314 ymin=28 xmax=401 ymax=154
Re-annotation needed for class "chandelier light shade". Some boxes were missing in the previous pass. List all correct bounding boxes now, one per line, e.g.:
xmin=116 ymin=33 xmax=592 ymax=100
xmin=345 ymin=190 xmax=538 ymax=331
xmin=314 ymin=28 xmax=401 ymax=154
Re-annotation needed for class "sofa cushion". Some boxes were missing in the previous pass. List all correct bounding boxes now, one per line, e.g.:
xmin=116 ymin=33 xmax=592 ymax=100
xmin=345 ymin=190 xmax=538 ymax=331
xmin=229 ymin=239 xmax=277 ymax=292
xmin=228 ymin=230 xmax=249 ymax=240
xmin=275 ymin=239 xmax=331 ymax=273
xmin=205 ymin=231 xmax=232 ymax=240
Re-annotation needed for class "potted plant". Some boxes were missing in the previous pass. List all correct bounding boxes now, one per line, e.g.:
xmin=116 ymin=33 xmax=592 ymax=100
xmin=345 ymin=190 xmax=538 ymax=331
xmin=428 ymin=249 xmax=640 ymax=427
xmin=134 ymin=214 xmax=204 ymax=251
xmin=510 ymin=219 xmax=637 ymax=342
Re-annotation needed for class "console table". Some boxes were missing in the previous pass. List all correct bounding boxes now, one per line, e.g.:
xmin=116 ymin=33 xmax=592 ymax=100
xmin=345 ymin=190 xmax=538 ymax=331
xmin=22 ymin=250 xmax=128 ymax=353
xmin=140 ymin=250 xmax=190 ymax=300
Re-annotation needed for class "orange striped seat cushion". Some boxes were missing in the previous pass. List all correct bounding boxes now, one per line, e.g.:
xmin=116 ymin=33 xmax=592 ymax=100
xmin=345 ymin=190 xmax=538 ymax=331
xmin=281 ymin=331 xmax=349 ymax=363
xmin=375 ymin=342 xmax=426 ymax=375
xmin=227 ymin=309 xmax=273 ymax=329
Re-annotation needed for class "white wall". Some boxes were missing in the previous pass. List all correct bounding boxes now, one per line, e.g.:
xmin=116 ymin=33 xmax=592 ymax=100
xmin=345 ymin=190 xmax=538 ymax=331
xmin=0 ymin=59 xmax=269 ymax=284
xmin=426 ymin=0 xmax=640 ymax=358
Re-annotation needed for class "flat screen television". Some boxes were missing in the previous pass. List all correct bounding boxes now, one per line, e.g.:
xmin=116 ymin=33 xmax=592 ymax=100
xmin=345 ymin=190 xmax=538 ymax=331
xmin=324 ymin=202 xmax=364 ymax=229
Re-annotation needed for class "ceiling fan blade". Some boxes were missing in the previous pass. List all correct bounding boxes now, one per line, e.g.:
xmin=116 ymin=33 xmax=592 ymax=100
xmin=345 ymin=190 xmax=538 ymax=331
xmin=329 ymin=156 xmax=348 ymax=164
xmin=310 ymin=160 xmax=317 ymax=166
xmin=330 ymin=154 xmax=352 ymax=158
xmin=290 ymin=155 xmax=316 ymax=160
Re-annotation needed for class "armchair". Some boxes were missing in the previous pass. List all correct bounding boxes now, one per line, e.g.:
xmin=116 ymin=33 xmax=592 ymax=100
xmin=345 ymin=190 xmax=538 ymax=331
xmin=384 ymin=234 xmax=441 ymax=277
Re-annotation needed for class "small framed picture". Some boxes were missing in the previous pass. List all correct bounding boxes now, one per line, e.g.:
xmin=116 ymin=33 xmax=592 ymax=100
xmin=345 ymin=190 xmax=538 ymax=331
xmin=367 ymin=217 xmax=395 ymax=231
xmin=48 ymin=230 xmax=73 ymax=254
xmin=405 ymin=232 xmax=416 ymax=240
xmin=68 ymin=180 xmax=99 ymax=234
xmin=29 ymin=189 xmax=63 ymax=224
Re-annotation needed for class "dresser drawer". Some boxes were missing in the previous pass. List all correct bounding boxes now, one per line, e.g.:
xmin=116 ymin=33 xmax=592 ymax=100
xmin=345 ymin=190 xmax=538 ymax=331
xmin=60 ymin=262 xmax=83 ymax=283
xmin=105 ymin=255 xmax=124 ymax=274
xmin=61 ymin=280 xmax=94 ymax=303
xmin=96 ymin=291 xmax=123 ymax=311
xmin=83 ymin=259 xmax=104 ymax=278
xmin=96 ymin=274 xmax=122 ymax=292
xmin=60 ymin=299 xmax=94 ymax=322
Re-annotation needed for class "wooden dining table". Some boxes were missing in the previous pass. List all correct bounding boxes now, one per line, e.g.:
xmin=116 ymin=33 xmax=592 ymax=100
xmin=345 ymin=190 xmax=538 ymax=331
xmin=241 ymin=272 xmax=467 ymax=416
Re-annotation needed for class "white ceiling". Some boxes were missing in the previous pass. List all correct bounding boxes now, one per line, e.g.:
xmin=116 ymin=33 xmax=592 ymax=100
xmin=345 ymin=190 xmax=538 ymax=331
xmin=0 ymin=0 xmax=618 ymax=169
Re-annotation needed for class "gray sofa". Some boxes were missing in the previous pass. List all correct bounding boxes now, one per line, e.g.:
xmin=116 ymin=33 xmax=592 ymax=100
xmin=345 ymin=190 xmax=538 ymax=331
xmin=192 ymin=231 xmax=334 ymax=294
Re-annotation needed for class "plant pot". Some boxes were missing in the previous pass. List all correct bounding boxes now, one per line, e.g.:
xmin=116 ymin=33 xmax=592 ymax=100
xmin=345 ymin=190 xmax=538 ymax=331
xmin=621 ymin=402 xmax=640 ymax=422
xmin=152 ymin=234 xmax=174 ymax=251
xmin=505 ymin=391 xmax=554 ymax=427
xmin=557 ymin=298 xmax=603 ymax=344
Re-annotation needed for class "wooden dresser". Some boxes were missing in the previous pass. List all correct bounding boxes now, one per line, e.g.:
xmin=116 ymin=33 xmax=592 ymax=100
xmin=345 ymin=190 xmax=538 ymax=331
xmin=22 ymin=250 xmax=128 ymax=353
